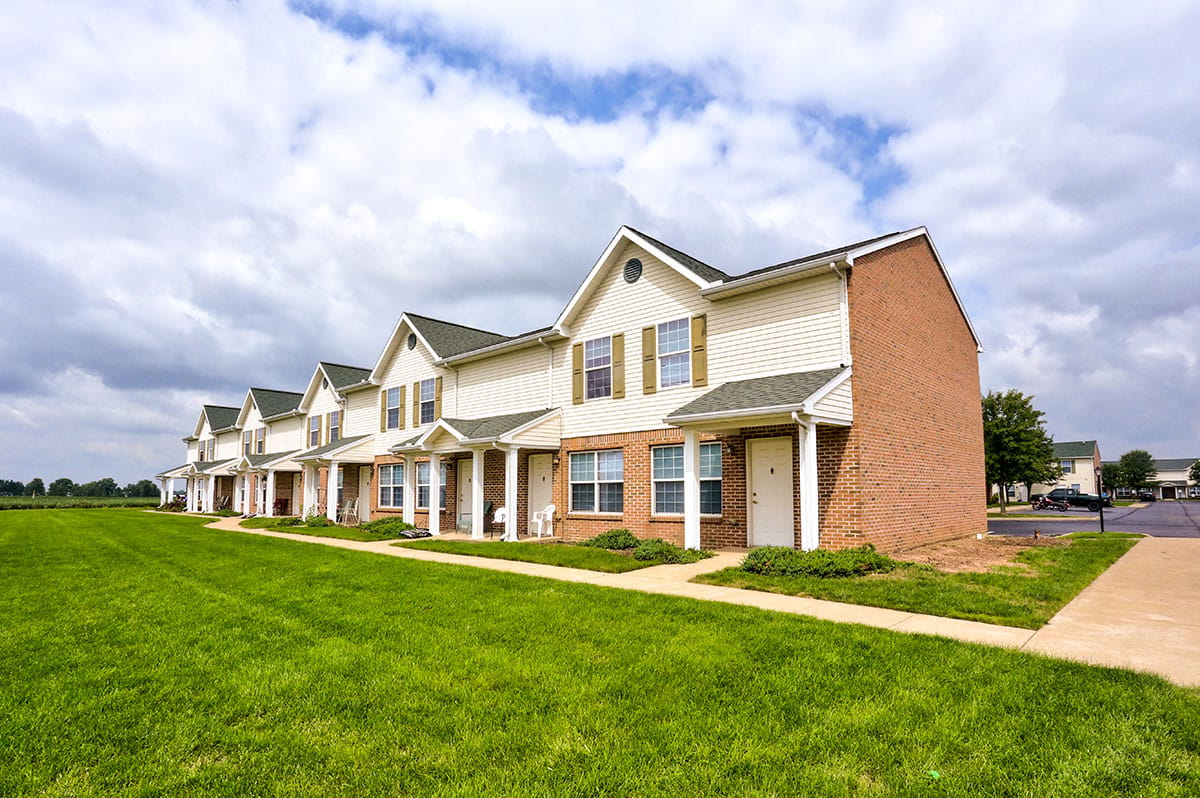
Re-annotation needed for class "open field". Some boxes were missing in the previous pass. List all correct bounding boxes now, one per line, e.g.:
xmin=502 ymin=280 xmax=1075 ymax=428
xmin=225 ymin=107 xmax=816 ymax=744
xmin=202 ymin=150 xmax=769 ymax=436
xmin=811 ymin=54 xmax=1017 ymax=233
xmin=0 ymin=496 xmax=160 ymax=510
xmin=2 ymin=510 xmax=1197 ymax=796
xmin=695 ymin=533 xmax=1139 ymax=629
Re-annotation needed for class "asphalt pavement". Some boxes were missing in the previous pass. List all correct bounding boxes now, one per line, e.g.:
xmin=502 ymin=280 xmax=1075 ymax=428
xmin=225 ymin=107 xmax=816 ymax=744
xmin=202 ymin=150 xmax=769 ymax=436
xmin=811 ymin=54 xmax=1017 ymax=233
xmin=989 ymin=500 xmax=1200 ymax=537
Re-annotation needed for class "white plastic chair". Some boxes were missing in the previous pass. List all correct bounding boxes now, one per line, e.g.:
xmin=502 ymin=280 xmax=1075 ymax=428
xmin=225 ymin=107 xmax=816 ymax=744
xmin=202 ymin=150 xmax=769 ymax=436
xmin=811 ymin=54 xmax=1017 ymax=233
xmin=495 ymin=507 xmax=519 ymax=542
xmin=530 ymin=504 xmax=555 ymax=538
xmin=337 ymin=497 xmax=359 ymax=525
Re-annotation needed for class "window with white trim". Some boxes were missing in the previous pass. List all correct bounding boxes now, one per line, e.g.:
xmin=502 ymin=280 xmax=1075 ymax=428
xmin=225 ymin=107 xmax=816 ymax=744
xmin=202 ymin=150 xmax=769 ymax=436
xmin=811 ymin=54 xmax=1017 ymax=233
xmin=419 ymin=379 xmax=436 ymax=425
xmin=308 ymin=416 xmax=320 ymax=447
xmin=379 ymin=463 xmax=403 ymax=508
xmin=255 ymin=427 xmax=265 ymax=455
xmin=416 ymin=461 xmax=447 ymax=509
xmin=1061 ymin=460 xmax=1074 ymax=473
xmin=651 ymin=443 xmax=722 ymax=515
xmin=569 ymin=450 xmax=623 ymax=513
xmin=198 ymin=440 xmax=207 ymax=462
xmin=329 ymin=411 xmax=341 ymax=443
xmin=243 ymin=430 xmax=252 ymax=456
xmin=206 ymin=439 xmax=215 ymax=461
xmin=385 ymin=387 xmax=400 ymax=429
xmin=657 ymin=318 xmax=690 ymax=388
xmin=584 ymin=337 xmax=612 ymax=399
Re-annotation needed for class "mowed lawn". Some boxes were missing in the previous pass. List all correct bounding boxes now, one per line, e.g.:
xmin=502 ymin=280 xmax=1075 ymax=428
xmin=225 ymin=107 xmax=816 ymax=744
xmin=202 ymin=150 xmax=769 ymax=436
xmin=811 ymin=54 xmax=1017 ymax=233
xmin=2 ymin=512 xmax=1198 ymax=796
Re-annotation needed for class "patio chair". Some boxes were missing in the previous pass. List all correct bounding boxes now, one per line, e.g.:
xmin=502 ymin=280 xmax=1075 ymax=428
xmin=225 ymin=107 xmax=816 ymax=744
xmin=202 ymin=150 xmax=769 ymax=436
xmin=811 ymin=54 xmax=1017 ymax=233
xmin=215 ymin=496 xmax=230 ymax=511
xmin=336 ymin=497 xmax=359 ymax=525
xmin=272 ymin=497 xmax=289 ymax=516
xmin=530 ymin=504 xmax=556 ymax=538
xmin=493 ymin=507 xmax=516 ymax=542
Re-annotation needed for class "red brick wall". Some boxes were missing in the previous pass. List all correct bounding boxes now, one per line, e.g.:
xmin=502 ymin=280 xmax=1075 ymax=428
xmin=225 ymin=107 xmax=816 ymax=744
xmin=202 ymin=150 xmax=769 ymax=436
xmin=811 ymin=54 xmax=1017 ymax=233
xmin=835 ymin=235 xmax=986 ymax=550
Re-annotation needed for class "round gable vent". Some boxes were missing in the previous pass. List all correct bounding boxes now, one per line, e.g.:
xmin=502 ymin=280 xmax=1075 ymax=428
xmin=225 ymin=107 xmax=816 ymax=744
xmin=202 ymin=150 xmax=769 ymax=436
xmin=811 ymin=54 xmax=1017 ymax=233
xmin=623 ymin=258 xmax=643 ymax=283
xmin=407 ymin=333 xmax=417 ymax=350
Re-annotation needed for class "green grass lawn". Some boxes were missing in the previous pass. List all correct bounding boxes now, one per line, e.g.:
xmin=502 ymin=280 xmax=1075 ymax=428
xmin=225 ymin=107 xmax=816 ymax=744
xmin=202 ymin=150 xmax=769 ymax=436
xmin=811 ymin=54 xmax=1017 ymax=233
xmin=237 ymin=517 xmax=398 ymax=542
xmin=0 ymin=495 xmax=160 ymax=509
xmin=695 ymin=533 xmax=1140 ymax=629
xmin=395 ymin=538 xmax=657 ymax=573
xmin=2 ymin=512 xmax=1197 ymax=796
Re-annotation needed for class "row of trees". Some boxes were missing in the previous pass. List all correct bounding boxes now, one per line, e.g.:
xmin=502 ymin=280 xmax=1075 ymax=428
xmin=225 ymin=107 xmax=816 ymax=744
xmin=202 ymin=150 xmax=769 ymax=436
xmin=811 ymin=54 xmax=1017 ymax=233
xmin=0 ymin=477 xmax=160 ymax=498
xmin=982 ymin=389 xmax=1168 ymax=514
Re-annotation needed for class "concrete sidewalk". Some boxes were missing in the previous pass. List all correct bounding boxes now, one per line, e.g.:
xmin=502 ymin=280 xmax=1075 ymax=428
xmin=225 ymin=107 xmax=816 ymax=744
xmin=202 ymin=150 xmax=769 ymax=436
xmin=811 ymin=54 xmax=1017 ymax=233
xmin=204 ymin=518 xmax=1198 ymax=686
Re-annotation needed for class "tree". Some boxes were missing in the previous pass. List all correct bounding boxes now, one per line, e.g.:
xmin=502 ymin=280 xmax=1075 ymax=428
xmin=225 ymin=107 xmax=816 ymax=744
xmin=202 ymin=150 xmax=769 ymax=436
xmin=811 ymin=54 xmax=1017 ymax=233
xmin=26 ymin=478 xmax=45 ymax=496
xmin=124 ymin=480 xmax=158 ymax=498
xmin=48 ymin=478 xmax=75 ymax=496
xmin=1191 ymin=460 xmax=1200 ymax=486
xmin=0 ymin=479 xmax=24 ymax=496
xmin=982 ymin=390 xmax=1060 ymax=515
xmin=1118 ymin=450 xmax=1157 ymax=489
xmin=1101 ymin=463 xmax=1123 ymax=496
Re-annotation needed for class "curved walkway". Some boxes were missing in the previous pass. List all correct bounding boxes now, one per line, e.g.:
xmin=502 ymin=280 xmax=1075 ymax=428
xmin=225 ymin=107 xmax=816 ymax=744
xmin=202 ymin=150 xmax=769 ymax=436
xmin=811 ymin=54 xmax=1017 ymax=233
xmin=204 ymin=517 xmax=1198 ymax=687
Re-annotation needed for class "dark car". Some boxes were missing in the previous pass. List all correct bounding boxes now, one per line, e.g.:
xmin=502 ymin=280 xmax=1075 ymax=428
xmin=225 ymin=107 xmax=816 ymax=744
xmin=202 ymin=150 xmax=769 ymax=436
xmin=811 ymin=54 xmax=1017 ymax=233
xmin=1047 ymin=488 xmax=1113 ymax=511
xmin=1137 ymin=489 xmax=1157 ymax=501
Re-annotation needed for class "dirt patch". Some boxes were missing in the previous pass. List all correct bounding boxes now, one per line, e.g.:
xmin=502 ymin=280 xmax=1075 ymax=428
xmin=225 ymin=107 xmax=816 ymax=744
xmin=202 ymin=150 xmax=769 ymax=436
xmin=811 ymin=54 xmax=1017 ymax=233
xmin=892 ymin=534 xmax=1068 ymax=573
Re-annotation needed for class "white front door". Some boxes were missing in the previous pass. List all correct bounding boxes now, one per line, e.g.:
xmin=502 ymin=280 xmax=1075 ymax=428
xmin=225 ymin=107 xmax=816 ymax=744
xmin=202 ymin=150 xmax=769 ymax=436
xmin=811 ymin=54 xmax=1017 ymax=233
xmin=749 ymin=436 xmax=795 ymax=547
xmin=527 ymin=454 xmax=553 ymax=525
xmin=457 ymin=459 xmax=473 ymax=519
xmin=358 ymin=467 xmax=371 ymax=522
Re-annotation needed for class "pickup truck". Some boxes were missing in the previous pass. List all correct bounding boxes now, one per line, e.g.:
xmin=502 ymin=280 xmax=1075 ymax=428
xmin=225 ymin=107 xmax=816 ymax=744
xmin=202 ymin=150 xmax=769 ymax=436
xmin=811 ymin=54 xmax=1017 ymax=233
xmin=1047 ymin=488 xmax=1112 ymax=511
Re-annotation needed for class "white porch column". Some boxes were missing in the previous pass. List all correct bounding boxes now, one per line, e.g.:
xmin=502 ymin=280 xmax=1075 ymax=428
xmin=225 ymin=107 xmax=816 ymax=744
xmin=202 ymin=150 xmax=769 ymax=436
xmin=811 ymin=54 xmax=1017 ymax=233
xmin=265 ymin=470 xmax=276 ymax=517
xmin=327 ymin=461 xmax=340 ymax=522
xmin=159 ymin=478 xmax=169 ymax=506
xmin=205 ymin=476 xmax=215 ymax=514
xmin=303 ymin=464 xmax=316 ymax=517
xmin=682 ymin=430 xmax=701 ymax=550
xmin=402 ymin=455 xmax=416 ymax=525
xmin=470 ymin=448 xmax=485 ymax=539
xmin=186 ymin=478 xmax=196 ymax=512
xmin=233 ymin=475 xmax=243 ymax=513
xmin=501 ymin=446 xmax=519 ymax=542
xmin=797 ymin=420 xmax=820 ymax=551
xmin=428 ymin=453 xmax=441 ymax=536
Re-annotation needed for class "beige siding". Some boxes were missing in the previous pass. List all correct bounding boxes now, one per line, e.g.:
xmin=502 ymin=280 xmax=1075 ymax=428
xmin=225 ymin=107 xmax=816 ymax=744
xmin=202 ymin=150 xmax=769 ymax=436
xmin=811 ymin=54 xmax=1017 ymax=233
xmin=343 ymin=388 xmax=378 ymax=440
xmin=186 ymin=440 xmax=199 ymax=461
xmin=812 ymin=378 xmax=852 ymax=422
xmin=511 ymin=413 xmax=563 ymax=449
xmin=454 ymin=345 xmax=552 ymax=418
xmin=214 ymin=430 xmax=240 ymax=460
xmin=373 ymin=321 xmax=455 ymax=452
xmin=267 ymin=415 xmax=304 ymax=453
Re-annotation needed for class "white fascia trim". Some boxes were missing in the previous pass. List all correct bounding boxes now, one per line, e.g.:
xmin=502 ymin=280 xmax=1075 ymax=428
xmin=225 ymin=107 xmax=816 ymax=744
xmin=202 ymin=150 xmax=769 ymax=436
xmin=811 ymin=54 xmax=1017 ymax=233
xmin=413 ymin=419 xmax=469 ymax=450
xmin=804 ymin=367 xmax=852 ymax=407
xmin=368 ymin=313 xmax=440 ymax=384
xmin=437 ymin=330 xmax=565 ymax=366
xmin=666 ymin=402 xmax=811 ymax=426
xmin=234 ymin=390 xmax=256 ymax=428
xmin=700 ymin=258 xmax=848 ymax=299
xmin=497 ymin=408 xmax=561 ymax=442
xmin=295 ymin=365 xmax=327 ymax=414
xmin=554 ymin=226 xmax=718 ymax=330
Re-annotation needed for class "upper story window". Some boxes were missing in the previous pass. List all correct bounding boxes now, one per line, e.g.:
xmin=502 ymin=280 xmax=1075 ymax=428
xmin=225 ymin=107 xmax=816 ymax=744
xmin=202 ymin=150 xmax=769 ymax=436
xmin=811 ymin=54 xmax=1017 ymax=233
xmin=657 ymin=318 xmax=690 ymax=388
xmin=584 ymin=337 xmax=612 ymax=399
xmin=569 ymin=450 xmax=623 ymax=513
xmin=308 ymin=416 xmax=320 ymax=447
xmin=385 ymin=387 xmax=401 ymax=430
xmin=1061 ymin=460 xmax=1074 ymax=474
xmin=206 ymin=439 xmax=215 ymax=461
xmin=243 ymin=430 xmax=252 ymax=456
xmin=198 ymin=440 xmax=207 ymax=462
xmin=419 ymin=379 xmax=436 ymax=425
xmin=255 ymin=428 xmax=265 ymax=455
xmin=329 ymin=410 xmax=341 ymax=443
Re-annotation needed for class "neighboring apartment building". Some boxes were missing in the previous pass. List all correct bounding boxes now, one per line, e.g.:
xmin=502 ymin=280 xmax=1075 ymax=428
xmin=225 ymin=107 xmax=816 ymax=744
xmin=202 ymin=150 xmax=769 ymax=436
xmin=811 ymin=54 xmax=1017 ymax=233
xmin=1148 ymin=458 xmax=1199 ymax=500
xmin=1028 ymin=440 xmax=1102 ymax=499
xmin=160 ymin=225 xmax=986 ymax=552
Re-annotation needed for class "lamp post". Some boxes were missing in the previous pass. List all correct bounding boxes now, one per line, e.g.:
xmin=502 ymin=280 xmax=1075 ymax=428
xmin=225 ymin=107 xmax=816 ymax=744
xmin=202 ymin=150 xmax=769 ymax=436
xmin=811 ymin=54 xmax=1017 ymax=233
xmin=1096 ymin=466 xmax=1106 ymax=534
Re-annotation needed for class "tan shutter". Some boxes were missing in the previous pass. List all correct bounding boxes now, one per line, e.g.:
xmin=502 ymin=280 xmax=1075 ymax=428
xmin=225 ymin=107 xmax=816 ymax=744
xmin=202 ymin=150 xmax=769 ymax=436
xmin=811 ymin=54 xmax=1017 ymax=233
xmin=641 ymin=326 xmax=657 ymax=395
xmin=380 ymin=390 xmax=387 ymax=432
xmin=691 ymin=314 xmax=708 ymax=387
xmin=323 ymin=413 xmax=330 ymax=446
xmin=412 ymin=382 xmax=420 ymax=425
xmin=434 ymin=376 xmax=443 ymax=419
xmin=398 ymin=385 xmax=406 ymax=430
xmin=572 ymin=343 xmax=584 ymax=405
xmin=611 ymin=333 xmax=625 ymax=399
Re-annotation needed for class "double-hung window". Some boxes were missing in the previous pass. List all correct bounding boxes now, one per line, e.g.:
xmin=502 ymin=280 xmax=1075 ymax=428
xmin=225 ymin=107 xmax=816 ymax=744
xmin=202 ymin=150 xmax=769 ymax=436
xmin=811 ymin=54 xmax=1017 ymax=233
xmin=584 ymin=337 xmax=612 ymax=399
xmin=651 ymin=442 xmax=722 ymax=515
xmin=198 ymin=440 xmax=207 ymax=462
xmin=308 ymin=416 xmax=321 ymax=447
xmin=206 ymin=439 xmax=215 ymax=461
xmin=385 ymin=387 xmax=401 ymax=429
xmin=329 ymin=411 xmax=341 ymax=443
xmin=569 ymin=450 xmax=623 ymax=513
xmin=419 ymin=379 xmax=436 ymax=425
xmin=657 ymin=318 xmax=690 ymax=388
xmin=1061 ymin=460 xmax=1074 ymax=474
xmin=379 ymin=463 xmax=403 ymax=508
xmin=416 ymin=462 xmax=447 ymax=509
xmin=242 ymin=431 xmax=252 ymax=456
xmin=255 ymin=428 xmax=265 ymax=454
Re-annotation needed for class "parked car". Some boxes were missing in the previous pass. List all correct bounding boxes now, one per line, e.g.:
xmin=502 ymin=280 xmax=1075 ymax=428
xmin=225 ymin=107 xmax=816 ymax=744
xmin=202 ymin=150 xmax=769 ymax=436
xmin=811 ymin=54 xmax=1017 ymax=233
xmin=1046 ymin=488 xmax=1113 ymax=511
xmin=1137 ymin=489 xmax=1157 ymax=501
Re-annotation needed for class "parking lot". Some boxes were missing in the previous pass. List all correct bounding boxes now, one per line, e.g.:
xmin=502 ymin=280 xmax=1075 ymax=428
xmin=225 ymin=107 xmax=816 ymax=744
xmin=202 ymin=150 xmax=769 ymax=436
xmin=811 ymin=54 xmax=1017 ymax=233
xmin=989 ymin=500 xmax=1200 ymax=537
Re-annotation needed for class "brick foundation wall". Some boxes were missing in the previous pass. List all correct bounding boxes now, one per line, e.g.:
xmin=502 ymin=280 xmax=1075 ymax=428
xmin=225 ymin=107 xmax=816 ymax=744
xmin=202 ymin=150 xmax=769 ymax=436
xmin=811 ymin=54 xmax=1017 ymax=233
xmin=837 ymin=235 xmax=986 ymax=551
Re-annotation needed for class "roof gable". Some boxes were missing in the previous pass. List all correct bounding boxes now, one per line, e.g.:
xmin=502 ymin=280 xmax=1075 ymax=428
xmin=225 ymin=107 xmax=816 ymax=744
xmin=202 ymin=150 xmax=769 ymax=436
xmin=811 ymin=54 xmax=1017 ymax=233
xmin=251 ymin=388 xmax=304 ymax=419
xmin=298 ymin=362 xmax=371 ymax=412
xmin=197 ymin=405 xmax=240 ymax=435
xmin=369 ymin=312 xmax=511 ymax=381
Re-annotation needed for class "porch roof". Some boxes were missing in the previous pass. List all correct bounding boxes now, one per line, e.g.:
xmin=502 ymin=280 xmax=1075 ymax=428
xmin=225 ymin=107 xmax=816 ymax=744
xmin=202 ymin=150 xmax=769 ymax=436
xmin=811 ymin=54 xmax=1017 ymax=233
xmin=232 ymin=450 xmax=300 ymax=471
xmin=156 ymin=463 xmax=193 ymax=478
xmin=393 ymin=408 xmax=560 ymax=452
xmin=294 ymin=434 xmax=374 ymax=462
xmin=665 ymin=367 xmax=847 ymax=425
xmin=196 ymin=458 xmax=236 ymax=475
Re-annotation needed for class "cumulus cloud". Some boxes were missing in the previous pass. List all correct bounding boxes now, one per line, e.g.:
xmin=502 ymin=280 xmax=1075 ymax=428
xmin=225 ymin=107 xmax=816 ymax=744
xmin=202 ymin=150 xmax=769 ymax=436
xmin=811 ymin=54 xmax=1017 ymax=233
xmin=1 ymin=0 xmax=1198 ymax=484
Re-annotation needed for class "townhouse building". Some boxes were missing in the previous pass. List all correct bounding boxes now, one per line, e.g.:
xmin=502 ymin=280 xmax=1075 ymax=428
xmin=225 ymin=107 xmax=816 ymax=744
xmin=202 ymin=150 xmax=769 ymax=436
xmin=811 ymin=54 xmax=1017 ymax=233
xmin=161 ymin=225 xmax=986 ymax=551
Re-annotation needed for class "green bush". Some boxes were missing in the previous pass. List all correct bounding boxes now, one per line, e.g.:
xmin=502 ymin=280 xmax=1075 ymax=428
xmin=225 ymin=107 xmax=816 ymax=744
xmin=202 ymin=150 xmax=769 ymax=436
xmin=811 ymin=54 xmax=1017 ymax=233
xmin=357 ymin=518 xmax=416 ymax=537
xmin=276 ymin=516 xmax=302 ymax=527
xmin=158 ymin=500 xmax=187 ymax=513
xmin=741 ymin=544 xmax=900 ymax=578
xmin=304 ymin=515 xmax=334 ymax=528
xmin=579 ymin=528 xmax=639 ymax=550
xmin=212 ymin=509 xmax=240 ymax=517
xmin=631 ymin=538 xmax=714 ymax=564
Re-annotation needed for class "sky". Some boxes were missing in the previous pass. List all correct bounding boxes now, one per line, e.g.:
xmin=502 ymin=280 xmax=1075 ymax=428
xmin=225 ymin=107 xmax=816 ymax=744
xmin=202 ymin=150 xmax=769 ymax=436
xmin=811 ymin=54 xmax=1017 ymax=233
xmin=1 ymin=0 xmax=1198 ymax=485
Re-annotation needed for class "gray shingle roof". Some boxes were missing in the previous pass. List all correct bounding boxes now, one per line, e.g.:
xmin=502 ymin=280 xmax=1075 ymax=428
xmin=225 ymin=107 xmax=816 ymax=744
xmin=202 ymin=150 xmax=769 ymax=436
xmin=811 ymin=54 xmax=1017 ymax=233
xmin=1051 ymin=440 xmax=1097 ymax=459
xmin=319 ymin=362 xmax=372 ymax=391
xmin=295 ymin=434 xmax=371 ymax=460
xmin=250 ymin=388 xmax=303 ymax=419
xmin=441 ymin=409 xmax=557 ymax=441
xmin=666 ymin=368 xmax=846 ymax=421
xmin=730 ymin=231 xmax=901 ymax=281
xmin=626 ymin=226 xmax=729 ymax=283
xmin=245 ymin=451 xmax=298 ymax=468
xmin=204 ymin=405 xmax=241 ymax=432
xmin=198 ymin=458 xmax=234 ymax=473
xmin=1154 ymin=458 xmax=1198 ymax=471
xmin=407 ymin=313 xmax=512 ymax=358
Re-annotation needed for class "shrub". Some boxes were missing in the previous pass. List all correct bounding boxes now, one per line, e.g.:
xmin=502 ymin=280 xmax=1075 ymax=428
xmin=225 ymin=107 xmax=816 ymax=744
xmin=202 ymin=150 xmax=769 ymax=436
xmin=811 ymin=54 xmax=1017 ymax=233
xmin=579 ymin=528 xmax=639 ymax=550
xmin=212 ymin=509 xmax=240 ymax=517
xmin=741 ymin=544 xmax=900 ymax=578
xmin=158 ymin=500 xmax=187 ymax=513
xmin=304 ymin=515 xmax=334 ymax=528
xmin=276 ymin=516 xmax=302 ymax=527
xmin=357 ymin=518 xmax=417 ymax=537
xmin=631 ymin=538 xmax=714 ymax=564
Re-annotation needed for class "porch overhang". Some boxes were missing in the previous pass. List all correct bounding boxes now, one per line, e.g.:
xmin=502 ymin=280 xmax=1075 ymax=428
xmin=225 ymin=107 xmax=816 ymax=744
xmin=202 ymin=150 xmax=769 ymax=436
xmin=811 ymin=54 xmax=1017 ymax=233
xmin=391 ymin=409 xmax=561 ymax=455
xmin=156 ymin=463 xmax=194 ymax=479
xmin=294 ymin=435 xmax=376 ymax=465
xmin=664 ymin=368 xmax=852 ymax=431
xmin=196 ymin=459 xmax=236 ymax=476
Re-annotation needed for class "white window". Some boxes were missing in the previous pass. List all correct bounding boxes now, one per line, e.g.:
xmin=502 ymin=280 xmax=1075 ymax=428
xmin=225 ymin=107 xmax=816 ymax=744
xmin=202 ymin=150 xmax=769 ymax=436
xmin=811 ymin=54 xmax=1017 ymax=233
xmin=386 ymin=387 xmax=401 ymax=429
xmin=336 ymin=468 xmax=345 ymax=506
xmin=329 ymin=411 xmax=341 ymax=443
xmin=255 ymin=428 xmax=265 ymax=455
xmin=206 ymin=439 xmax=215 ymax=461
xmin=419 ymin=379 xmax=436 ymax=425
xmin=198 ymin=440 xmax=207 ymax=462
xmin=379 ymin=463 xmax=403 ymax=508
xmin=308 ymin=416 xmax=320 ymax=447
xmin=1071 ymin=483 xmax=1080 ymax=493
xmin=657 ymin=318 xmax=690 ymax=388
xmin=1061 ymin=460 xmax=1074 ymax=473
xmin=243 ymin=430 xmax=252 ymax=456
xmin=651 ymin=443 xmax=722 ymax=515
xmin=569 ymin=450 xmax=623 ymax=513
xmin=584 ymin=337 xmax=612 ymax=399
xmin=416 ymin=461 xmax=447 ymax=509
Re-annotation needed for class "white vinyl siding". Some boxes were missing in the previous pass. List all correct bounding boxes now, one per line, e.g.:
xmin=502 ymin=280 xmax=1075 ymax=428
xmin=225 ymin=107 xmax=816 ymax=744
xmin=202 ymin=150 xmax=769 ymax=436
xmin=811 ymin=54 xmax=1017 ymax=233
xmin=811 ymin=379 xmax=853 ymax=421
xmin=453 ymin=345 xmax=553 ymax=418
